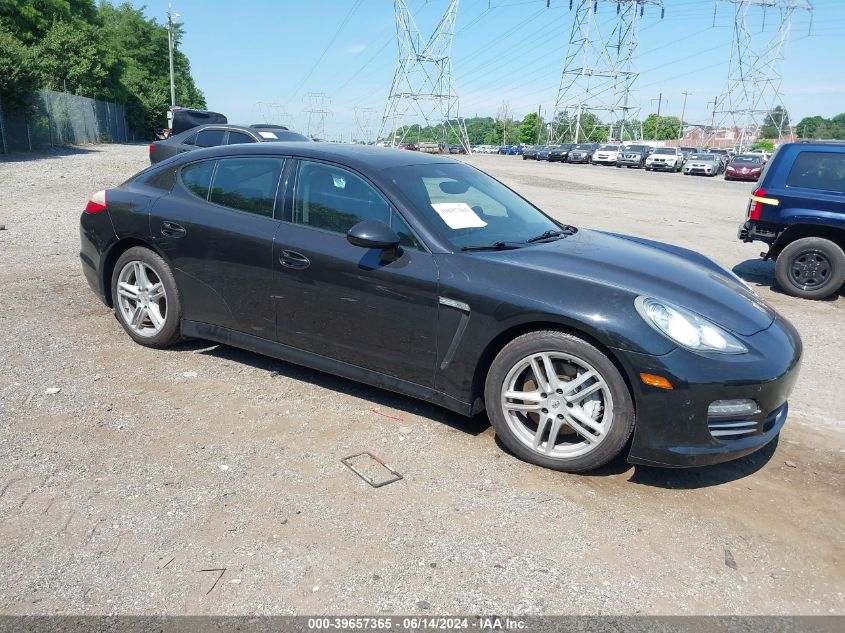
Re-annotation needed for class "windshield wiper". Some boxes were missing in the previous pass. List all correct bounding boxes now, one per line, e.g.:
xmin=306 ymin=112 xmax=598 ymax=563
xmin=524 ymin=226 xmax=577 ymax=243
xmin=461 ymin=242 xmax=523 ymax=252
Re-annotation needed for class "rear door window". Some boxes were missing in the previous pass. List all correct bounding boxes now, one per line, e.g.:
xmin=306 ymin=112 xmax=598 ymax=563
xmin=181 ymin=160 xmax=216 ymax=200
xmin=227 ymin=131 xmax=257 ymax=145
xmin=786 ymin=151 xmax=845 ymax=193
xmin=208 ymin=157 xmax=285 ymax=217
xmin=195 ymin=128 xmax=226 ymax=148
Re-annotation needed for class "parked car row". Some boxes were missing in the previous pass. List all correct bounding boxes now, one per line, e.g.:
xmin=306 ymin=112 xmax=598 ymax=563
xmin=511 ymin=142 xmax=768 ymax=181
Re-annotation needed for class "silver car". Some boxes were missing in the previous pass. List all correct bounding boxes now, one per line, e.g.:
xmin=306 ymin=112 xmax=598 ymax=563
xmin=683 ymin=153 xmax=724 ymax=177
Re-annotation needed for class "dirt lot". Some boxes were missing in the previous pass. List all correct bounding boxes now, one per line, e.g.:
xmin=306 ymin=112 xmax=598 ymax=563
xmin=0 ymin=144 xmax=843 ymax=616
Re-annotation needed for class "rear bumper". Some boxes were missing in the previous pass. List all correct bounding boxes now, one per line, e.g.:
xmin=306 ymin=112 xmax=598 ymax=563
xmin=614 ymin=315 xmax=802 ymax=468
xmin=738 ymin=220 xmax=779 ymax=244
xmin=79 ymin=211 xmax=112 ymax=306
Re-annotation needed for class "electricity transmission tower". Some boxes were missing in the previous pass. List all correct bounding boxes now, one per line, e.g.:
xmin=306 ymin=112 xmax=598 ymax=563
xmin=254 ymin=101 xmax=291 ymax=126
xmin=379 ymin=0 xmax=471 ymax=151
xmin=354 ymin=107 xmax=378 ymax=143
xmin=553 ymin=0 xmax=664 ymax=144
xmin=303 ymin=93 xmax=331 ymax=140
xmin=711 ymin=0 xmax=813 ymax=151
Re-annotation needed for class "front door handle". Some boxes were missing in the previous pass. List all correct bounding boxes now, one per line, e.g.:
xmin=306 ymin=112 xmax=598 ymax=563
xmin=280 ymin=249 xmax=310 ymax=270
xmin=161 ymin=221 xmax=186 ymax=238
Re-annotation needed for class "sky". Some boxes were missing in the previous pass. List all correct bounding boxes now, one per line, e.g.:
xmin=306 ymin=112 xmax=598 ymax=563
xmin=129 ymin=0 xmax=845 ymax=140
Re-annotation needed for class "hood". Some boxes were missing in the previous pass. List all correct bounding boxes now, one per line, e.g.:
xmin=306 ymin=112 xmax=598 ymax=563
xmin=489 ymin=229 xmax=774 ymax=336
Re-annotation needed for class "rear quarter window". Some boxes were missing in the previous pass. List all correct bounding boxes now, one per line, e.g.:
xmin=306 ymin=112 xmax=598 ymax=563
xmin=181 ymin=160 xmax=216 ymax=199
xmin=786 ymin=151 xmax=845 ymax=193
xmin=142 ymin=167 xmax=176 ymax=191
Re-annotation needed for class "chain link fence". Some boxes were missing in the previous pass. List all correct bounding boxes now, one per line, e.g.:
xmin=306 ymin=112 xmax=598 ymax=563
xmin=0 ymin=90 xmax=134 ymax=154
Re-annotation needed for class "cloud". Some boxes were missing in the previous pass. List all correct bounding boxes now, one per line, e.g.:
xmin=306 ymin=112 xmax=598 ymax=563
xmin=344 ymin=43 xmax=367 ymax=55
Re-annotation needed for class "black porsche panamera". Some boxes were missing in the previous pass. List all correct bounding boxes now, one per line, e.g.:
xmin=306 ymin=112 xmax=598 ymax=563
xmin=79 ymin=143 xmax=802 ymax=472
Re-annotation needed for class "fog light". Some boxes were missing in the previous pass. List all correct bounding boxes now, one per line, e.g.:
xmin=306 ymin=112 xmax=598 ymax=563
xmin=708 ymin=399 xmax=758 ymax=418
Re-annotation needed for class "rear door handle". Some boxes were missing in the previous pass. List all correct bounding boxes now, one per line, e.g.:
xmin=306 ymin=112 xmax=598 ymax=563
xmin=161 ymin=221 xmax=186 ymax=238
xmin=280 ymin=250 xmax=310 ymax=269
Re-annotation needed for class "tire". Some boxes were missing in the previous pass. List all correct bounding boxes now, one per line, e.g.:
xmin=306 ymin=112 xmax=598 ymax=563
xmin=775 ymin=237 xmax=845 ymax=300
xmin=111 ymin=246 xmax=183 ymax=348
xmin=484 ymin=330 xmax=635 ymax=473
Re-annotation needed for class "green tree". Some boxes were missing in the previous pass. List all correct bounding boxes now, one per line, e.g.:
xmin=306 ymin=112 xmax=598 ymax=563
xmin=760 ymin=106 xmax=790 ymax=139
xmin=753 ymin=139 xmax=775 ymax=152
xmin=0 ymin=25 xmax=40 ymax=113
xmin=518 ymin=112 xmax=541 ymax=144
xmin=36 ymin=19 xmax=121 ymax=99
xmin=0 ymin=0 xmax=97 ymax=45
xmin=642 ymin=113 xmax=682 ymax=140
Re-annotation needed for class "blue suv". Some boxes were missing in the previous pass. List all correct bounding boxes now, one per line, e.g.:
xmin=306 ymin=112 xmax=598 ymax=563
xmin=738 ymin=142 xmax=845 ymax=299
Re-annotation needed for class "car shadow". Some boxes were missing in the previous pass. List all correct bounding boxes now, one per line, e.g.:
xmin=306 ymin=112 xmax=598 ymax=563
xmin=626 ymin=436 xmax=779 ymax=489
xmin=494 ymin=430 xmax=778 ymax=489
xmin=167 ymin=339 xmax=491 ymax=437
xmin=733 ymin=259 xmax=844 ymax=300
xmin=166 ymin=340 xmax=779 ymax=486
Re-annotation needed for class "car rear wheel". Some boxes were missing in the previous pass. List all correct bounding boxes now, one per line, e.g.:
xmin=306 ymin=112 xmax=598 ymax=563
xmin=484 ymin=331 xmax=635 ymax=473
xmin=775 ymin=237 xmax=845 ymax=300
xmin=111 ymin=247 xmax=183 ymax=348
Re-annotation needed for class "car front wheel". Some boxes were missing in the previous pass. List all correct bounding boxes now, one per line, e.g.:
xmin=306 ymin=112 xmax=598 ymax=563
xmin=775 ymin=237 xmax=845 ymax=300
xmin=111 ymin=246 xmax=183 ymax=348
xmin=484 ymin=331 xmax=635 ymax=472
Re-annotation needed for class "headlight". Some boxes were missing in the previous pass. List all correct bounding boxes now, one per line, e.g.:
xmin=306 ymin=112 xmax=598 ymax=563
xmin=635 ymin=297 xmax=748 ymax=354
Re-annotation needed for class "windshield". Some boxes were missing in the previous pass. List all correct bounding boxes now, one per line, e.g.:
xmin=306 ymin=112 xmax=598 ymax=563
xmin=623 ymin=145 xmax=648 ymax=152
xmin=653 ymin=148 xmax=676 ymax=155
xmin=689 ymin=154 xmax=715 ymax=160
xmin=731 ymin=155 xmax=763 ymax=164
xmin=598 ymin=145 xmax=618 ymax=151
xmin=384 ymin=162 xmax=563 ymax=250
xmin=572 ymin=144 xmax=592 ymax=150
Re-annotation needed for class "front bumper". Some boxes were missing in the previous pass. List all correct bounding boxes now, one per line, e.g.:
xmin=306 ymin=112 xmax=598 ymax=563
xmin=614 ymin=315 xmax=802 ymax=467
xmin=617 ymin=157 xmax=643 ymax=167
xmin=592 ymin=156 xmax=617 ymax=165
xmin=568 ymin=154 xmax=590 ymax=163
xmin=647 ymin=161 xmax=676 ymax=171
xmin=726 ymin=170 xmax=760 ymax=181
xmin=685 ymin=167 xmax=714 ymax=175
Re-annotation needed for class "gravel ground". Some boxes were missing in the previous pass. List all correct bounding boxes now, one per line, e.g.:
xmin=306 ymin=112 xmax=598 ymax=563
xmin=0 ymin=144 xmax=843 ymax=616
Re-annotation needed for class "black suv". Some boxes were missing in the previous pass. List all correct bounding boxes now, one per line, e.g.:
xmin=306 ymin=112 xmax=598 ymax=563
xmin=738 ymin=142 xmax=845 ymax=299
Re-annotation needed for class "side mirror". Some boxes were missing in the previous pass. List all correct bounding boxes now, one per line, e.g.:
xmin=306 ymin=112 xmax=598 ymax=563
xmin=347 ymin=219 xmax=400 ymax=250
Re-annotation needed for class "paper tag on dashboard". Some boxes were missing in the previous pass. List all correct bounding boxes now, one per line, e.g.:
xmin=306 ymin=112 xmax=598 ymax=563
xmin=431 ymin=203 xmax=487 ymax=229
xmin=258 ymin=131 xmax=278 ymax=139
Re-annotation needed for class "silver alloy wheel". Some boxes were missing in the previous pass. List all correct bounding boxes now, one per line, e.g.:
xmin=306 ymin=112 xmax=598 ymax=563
xmin=116 ymin=260 xmax=167 ymax=338
xmin=500 ymin=351 xmax=614 ymax=459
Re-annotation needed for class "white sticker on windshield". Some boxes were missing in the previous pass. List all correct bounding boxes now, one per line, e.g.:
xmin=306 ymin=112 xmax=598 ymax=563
xmin=431 ymin=202 xmax=487 ymax=230
xmin=258 ymin=131 xmax=278 ymax=139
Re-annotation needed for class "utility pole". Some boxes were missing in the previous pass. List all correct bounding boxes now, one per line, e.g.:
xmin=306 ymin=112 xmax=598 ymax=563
xmin=711 ymin=0 xmax=813 ymax=151
xmin=655 ymin=92 xmax=662 ymax=118
xmin=536 ymin=105 xmax=542 ymax=145
xmin=166 ymin=4 xmax=180 ymax=107
xmin=678 ymin=90 xmax=691 ymax=142
xmin=553 ymin=1 xmax=665 ymax=143
xmin=708 ymin=94 xmax=719 ymax=145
